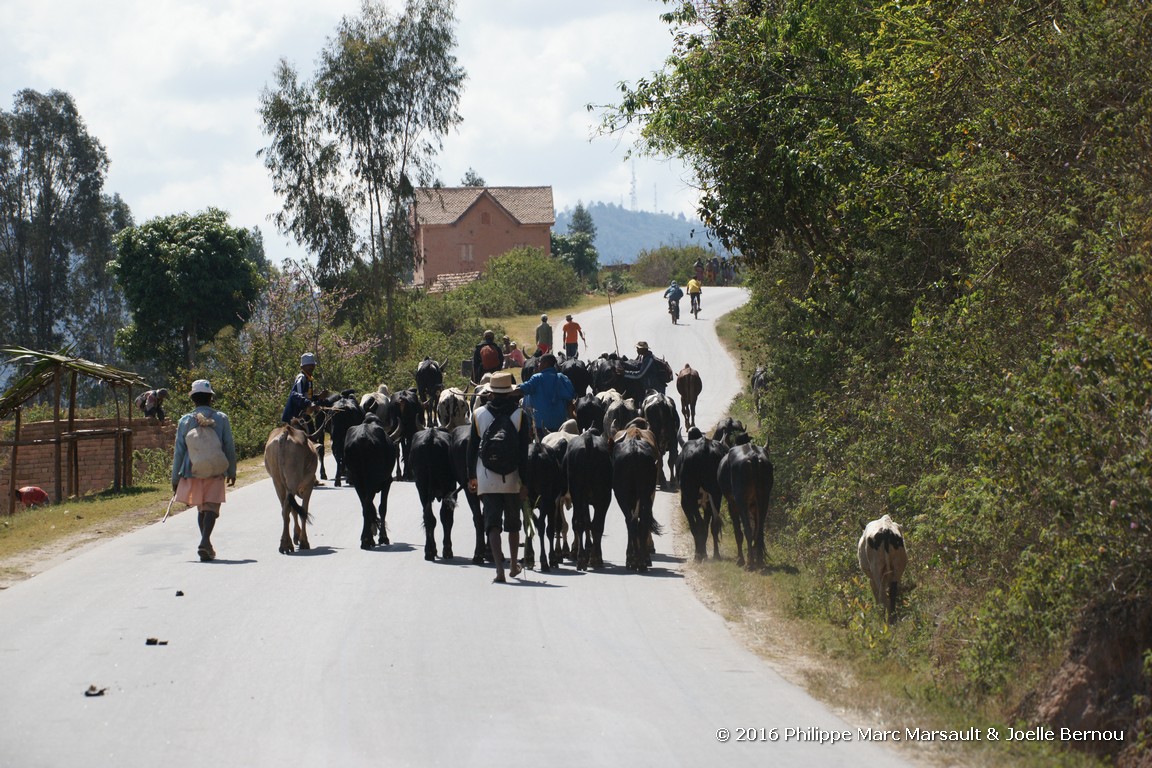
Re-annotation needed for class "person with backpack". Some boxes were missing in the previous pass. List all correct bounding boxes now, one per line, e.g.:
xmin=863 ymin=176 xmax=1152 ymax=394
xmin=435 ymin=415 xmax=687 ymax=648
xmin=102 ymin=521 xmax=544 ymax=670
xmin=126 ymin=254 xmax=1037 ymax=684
xmin=472 ymin=330 xmax=505 ymax=384
xmin=171 ymin=379 xmax=237 ymax=562
xmin=467 ymin=371 xmax=532 ymax=583
xmin=519 ymin=353 xmax=575 ymax=434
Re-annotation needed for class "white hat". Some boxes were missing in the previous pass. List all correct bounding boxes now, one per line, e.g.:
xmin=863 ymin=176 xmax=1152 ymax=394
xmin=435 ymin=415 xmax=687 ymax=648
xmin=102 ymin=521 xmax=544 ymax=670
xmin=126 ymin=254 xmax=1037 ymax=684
xmin=190 ymin=379 xmax=215 ymax=396
xmin=300 ymin=352 xmax=317 ymax=366
xmin=487 ymin=371 xmax=517 ymax=394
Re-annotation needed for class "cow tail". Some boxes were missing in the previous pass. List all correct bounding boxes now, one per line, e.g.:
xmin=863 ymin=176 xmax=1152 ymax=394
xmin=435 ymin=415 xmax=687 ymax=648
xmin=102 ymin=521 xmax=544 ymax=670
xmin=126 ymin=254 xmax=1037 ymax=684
xmin=289 ymin=495 xmax=313 ymax=526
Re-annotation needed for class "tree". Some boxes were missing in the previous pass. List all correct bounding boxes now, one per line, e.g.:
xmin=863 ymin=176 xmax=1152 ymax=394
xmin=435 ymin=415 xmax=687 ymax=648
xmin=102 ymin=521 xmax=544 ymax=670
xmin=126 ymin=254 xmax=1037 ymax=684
xmin=259 ymin=0 xmax=465 ymax=357
xmin=110 ymin=209 xmax=265 ymax=377
xmin=568 ymin=201 xmax=597 ymax=242
xmin=550 ymin=231 xmax=599 ymax=283
xmin=460 ymin=167 xmax=485 ymax=186
xmin=0 ymin=89 xmax=125 ymax=359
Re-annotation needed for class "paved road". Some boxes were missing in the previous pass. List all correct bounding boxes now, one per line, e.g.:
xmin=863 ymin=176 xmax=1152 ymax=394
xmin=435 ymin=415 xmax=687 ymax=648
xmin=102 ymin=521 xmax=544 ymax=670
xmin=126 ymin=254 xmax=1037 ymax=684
xmin=0 ymin=287 xmax=915 ymax=767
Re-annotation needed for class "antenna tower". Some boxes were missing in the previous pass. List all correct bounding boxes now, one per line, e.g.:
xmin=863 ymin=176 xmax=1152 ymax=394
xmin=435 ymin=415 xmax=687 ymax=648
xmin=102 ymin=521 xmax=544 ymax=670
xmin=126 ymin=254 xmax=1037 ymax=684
xmin=630 ymin=162 xmax=638 ymax=211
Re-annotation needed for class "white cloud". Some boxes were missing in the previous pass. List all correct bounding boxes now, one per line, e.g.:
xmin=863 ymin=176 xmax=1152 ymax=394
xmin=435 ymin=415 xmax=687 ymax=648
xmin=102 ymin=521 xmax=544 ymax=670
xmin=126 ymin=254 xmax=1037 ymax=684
xmin=0 ymin=0 xmax=699 ymax=263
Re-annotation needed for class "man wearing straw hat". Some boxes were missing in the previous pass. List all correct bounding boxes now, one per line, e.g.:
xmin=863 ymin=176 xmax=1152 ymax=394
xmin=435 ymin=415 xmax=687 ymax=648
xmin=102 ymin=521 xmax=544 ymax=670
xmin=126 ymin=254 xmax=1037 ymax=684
xmin=467 ymin=371 xmax=532 ymax=583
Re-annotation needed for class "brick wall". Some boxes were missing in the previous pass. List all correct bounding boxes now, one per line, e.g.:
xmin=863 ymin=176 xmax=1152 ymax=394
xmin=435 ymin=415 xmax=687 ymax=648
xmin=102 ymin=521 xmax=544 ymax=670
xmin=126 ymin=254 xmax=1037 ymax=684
xmin=1 ymin=419 xmax=176 ymax=504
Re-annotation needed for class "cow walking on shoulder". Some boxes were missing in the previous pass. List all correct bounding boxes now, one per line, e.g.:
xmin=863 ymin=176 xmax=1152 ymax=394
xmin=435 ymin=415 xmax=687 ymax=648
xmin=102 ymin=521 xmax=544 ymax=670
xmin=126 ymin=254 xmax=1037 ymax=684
xmin=858 ymin=515 xmax=908 ymax=623
xmin=718 ymin=441 xmax=774 ymax=570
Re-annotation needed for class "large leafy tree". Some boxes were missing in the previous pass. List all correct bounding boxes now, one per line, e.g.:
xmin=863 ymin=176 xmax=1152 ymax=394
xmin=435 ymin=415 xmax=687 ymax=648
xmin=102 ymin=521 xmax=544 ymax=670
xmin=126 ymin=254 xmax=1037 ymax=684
xmin=0 ymin=89 xmax=127 ymax=359
xmin=110 ymin=208 xmax=265 ymax=377
xmin=568 ymin=201 xmax=597 ymax=242
xmin=258 ymin=0 xmax=465 ymax=356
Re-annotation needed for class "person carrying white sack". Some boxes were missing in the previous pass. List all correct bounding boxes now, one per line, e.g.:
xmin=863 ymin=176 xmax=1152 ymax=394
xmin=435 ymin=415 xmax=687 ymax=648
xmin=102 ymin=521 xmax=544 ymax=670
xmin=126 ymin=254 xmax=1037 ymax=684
xmin=171 ymin=379 xmax=237 ymax=561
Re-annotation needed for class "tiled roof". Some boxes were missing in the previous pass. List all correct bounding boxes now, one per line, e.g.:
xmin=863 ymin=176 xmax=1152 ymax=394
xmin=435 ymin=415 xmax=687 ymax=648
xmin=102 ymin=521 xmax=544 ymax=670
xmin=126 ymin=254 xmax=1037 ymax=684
xmin=426 ymin=270 xmax=482 ymax=294
xmin=413 ymin=186 xmax=555 ymax=226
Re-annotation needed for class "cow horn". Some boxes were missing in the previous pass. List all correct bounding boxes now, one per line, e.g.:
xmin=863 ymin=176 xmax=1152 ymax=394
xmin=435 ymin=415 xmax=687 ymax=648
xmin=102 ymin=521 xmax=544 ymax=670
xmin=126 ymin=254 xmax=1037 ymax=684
xmin=388 ymin=422 xmax=403 ymax=441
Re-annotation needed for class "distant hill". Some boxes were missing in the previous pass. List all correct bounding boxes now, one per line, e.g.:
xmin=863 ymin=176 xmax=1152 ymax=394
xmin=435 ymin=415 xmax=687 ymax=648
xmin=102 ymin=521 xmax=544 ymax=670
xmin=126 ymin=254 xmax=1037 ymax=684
xmin=554 ymin=201 xmax=718 ymax=265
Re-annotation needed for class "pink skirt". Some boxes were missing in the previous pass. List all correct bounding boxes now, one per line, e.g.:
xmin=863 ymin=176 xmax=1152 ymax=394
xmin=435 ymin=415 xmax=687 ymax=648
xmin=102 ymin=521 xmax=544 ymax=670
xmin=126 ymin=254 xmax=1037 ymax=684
xmin=175 ymin=476 xmax=227 ymax=508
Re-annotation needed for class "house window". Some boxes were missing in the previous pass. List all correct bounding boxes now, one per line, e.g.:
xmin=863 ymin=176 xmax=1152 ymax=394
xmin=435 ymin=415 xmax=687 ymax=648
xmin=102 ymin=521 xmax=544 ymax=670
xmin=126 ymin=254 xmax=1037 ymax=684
xmin=460 ymin=243 xmax=474 ymax=262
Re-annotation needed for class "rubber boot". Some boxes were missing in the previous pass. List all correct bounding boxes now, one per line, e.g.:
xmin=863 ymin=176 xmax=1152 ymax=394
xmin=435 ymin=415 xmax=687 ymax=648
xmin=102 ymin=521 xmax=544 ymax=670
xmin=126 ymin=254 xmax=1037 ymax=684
xmin=198 ymin=508 xmax=218 ymax=561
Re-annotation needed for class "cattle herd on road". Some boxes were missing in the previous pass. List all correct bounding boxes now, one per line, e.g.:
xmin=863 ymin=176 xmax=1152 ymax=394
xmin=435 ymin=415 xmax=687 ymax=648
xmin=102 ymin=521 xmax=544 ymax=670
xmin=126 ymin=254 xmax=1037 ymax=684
xmin=263 ymin=353 xmax=908 ymax=618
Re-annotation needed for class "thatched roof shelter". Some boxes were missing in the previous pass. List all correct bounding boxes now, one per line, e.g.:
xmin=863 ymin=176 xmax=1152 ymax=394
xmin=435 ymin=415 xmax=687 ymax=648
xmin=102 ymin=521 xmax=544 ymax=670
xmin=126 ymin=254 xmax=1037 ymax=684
xmin=0 ymin=347 xmax=150 ymax=514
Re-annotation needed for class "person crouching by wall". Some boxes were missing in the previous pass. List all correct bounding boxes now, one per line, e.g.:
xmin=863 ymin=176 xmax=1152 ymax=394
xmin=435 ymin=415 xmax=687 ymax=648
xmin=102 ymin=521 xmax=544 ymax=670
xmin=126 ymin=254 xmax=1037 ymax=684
xmin=171 ymin=379 xmax=237 ymax=562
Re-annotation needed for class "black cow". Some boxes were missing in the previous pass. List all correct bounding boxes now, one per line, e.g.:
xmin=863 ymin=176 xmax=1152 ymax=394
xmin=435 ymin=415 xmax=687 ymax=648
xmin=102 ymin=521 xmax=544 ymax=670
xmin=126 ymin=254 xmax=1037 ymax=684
xmin=573 ymin=394 xmax=607 ymax=433
xmin=564 ymin=428 xmax=613 ymax=570
xmin=315 ymin=390 xmax=364 ymax=487
xmin=711 ymin=417 xmax=750 ymax=448
xmin=383 ymin=388 xmax=424 ymax=480
xmin=557 ymin=357 xmax=591 ymax=398
xmin=523 ymin=439 xmax=568 ymax=571
xmin=718 ymin=441 xmax=774 ymax=570
xmin=449 ymin=424 xmax=487 ymax=564
xmin=342 ymin=414 xmax=399 ymax=549
xmin=676 ymin=427 xmax=726 ymax=561
xmin=415 ymin=357 xmax=447 ymax=426
xmin=520 ymin=354 xmax=542 ymax=383
xmin=410 ymin=427 xmax=458 ymax=561
xmin=641 ymin=391 xmax=680 ymax=489
xmin=611 ymin=419 xmax=661 ymax=572
xmin=587 ymin=353 xmax=626 ymax=394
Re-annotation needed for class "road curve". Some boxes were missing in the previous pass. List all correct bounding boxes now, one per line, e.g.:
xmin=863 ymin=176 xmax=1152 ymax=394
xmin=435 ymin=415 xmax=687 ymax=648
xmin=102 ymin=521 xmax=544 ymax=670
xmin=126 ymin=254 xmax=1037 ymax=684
xmin=0 ymin=287 xmax=915 ymax=767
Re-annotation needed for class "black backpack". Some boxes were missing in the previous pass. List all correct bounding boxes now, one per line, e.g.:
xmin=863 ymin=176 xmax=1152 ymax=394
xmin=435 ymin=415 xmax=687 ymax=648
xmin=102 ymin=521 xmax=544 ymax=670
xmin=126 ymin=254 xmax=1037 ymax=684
xmin=480 ymin=409 xmax=520 ymax=478
xmin=654 ymin=357 xmax=674 ymax=384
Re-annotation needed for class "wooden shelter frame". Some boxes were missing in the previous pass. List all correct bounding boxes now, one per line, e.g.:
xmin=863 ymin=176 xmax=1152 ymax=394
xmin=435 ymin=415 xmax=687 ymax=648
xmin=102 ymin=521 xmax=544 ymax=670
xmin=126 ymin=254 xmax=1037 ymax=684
xmin=0 ymin=347 xmax=149 ymax=515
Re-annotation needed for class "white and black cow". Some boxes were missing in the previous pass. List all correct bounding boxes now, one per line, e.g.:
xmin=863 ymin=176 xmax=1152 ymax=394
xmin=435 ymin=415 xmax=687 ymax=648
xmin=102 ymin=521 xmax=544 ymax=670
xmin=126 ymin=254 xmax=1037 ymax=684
xmin=858 ymin=514 xmax=908 ymax=623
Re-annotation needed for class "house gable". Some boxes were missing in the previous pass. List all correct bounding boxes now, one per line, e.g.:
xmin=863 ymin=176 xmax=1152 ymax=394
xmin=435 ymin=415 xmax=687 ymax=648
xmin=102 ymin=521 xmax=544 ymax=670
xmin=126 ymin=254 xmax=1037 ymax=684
xmin=411 ymin=186 xmax=554 ymax=289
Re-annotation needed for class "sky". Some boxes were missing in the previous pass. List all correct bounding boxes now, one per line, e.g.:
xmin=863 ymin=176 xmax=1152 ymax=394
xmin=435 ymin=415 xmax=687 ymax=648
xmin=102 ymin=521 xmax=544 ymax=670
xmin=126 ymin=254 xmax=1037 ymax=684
xmin=0 ymin=0 xmax=700 ymax=264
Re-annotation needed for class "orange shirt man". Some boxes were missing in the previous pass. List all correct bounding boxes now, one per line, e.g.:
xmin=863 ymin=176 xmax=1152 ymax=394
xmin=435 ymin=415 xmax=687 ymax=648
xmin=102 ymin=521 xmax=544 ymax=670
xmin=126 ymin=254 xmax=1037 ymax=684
xmin=561 ymin=315 xmax=586 ymax=359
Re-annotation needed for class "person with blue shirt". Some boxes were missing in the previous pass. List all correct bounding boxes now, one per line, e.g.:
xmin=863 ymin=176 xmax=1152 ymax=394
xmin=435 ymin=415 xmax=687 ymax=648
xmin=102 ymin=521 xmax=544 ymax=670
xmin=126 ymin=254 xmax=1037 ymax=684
xmin=171 ymin=379 xmax=237 ymax=562
xmin=518 ymin=353 xmax=575 ymax=433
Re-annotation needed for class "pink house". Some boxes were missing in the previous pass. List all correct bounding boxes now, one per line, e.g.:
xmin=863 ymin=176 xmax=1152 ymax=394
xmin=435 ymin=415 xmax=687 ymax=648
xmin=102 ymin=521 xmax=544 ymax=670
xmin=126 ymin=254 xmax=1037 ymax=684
xmin=410 ymin=186 xmax=554 ymax=290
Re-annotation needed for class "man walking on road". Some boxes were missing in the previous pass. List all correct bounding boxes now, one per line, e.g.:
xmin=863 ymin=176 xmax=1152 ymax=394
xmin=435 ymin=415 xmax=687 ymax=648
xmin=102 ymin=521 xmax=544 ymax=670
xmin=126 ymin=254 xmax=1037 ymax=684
xmin=561 ymin=314 xmax=586 ymax=359
xmin=535 ymin=314 xmax=553 ymax=355
xmin=467 ymin=372 xmax=532 ymax=583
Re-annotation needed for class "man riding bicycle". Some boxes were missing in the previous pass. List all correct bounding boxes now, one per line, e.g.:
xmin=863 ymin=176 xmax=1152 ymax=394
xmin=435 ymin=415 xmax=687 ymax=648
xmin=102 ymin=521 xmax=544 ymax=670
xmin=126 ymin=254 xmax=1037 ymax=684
xmin=663 ymin=281 xmax=685 ymax=323
xmin=687 ymin=277 xmax=702 ymax=314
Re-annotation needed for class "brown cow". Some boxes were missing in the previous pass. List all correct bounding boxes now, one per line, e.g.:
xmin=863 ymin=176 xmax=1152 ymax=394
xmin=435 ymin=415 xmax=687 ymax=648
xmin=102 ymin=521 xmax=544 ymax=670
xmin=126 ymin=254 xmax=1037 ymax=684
xmin=264 ymin=422 xmax=319 ymax=554
xmin=675 ymin=364 xmax=702 ymax=428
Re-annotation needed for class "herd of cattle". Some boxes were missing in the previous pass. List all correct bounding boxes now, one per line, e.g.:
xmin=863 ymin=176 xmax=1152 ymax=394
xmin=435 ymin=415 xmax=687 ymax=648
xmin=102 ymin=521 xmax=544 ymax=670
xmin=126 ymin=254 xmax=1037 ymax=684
xmin=262 ymin=352 xmax=907 ymax=618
